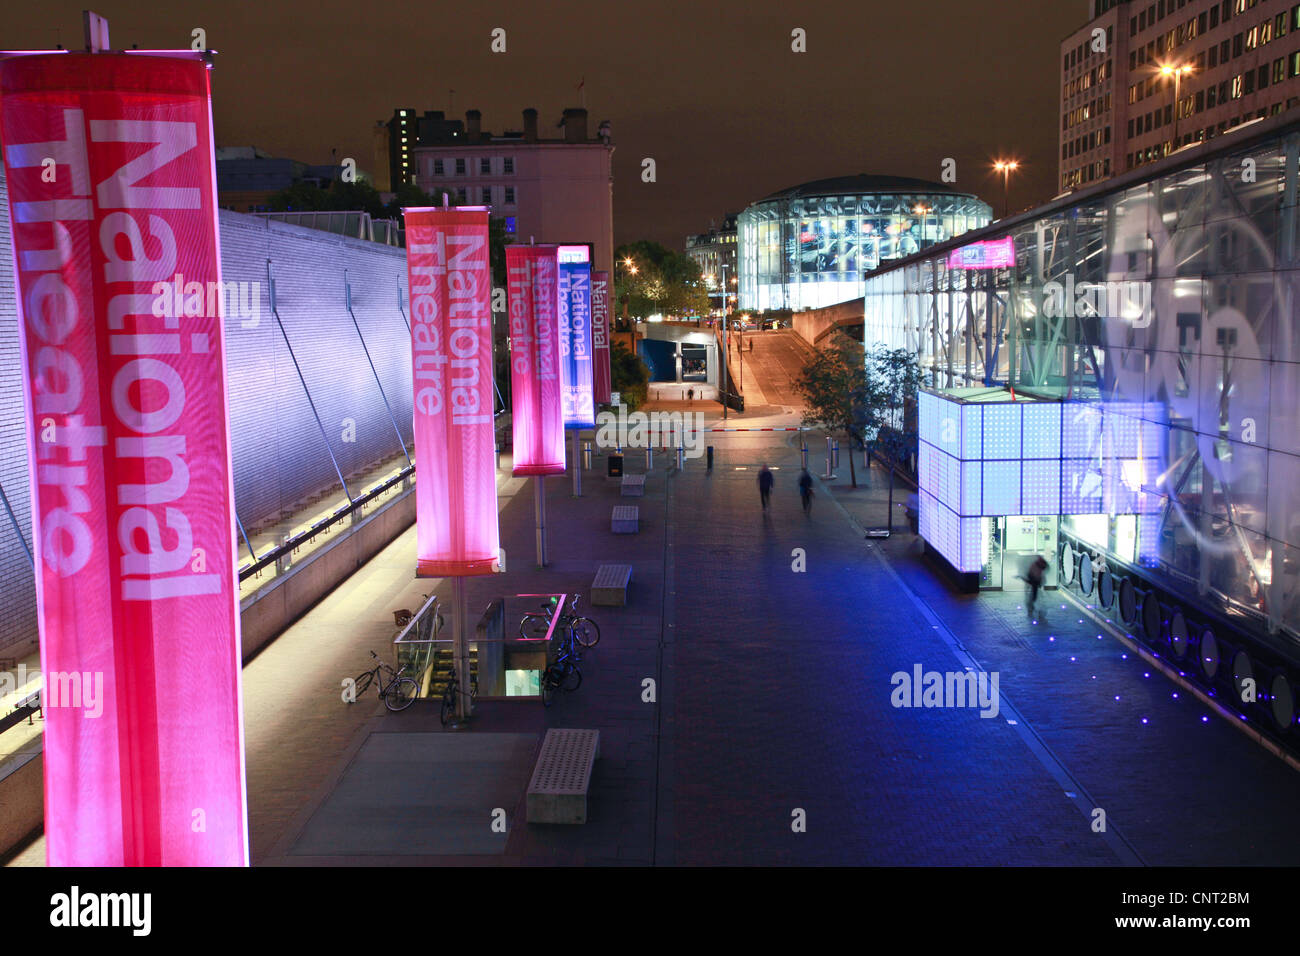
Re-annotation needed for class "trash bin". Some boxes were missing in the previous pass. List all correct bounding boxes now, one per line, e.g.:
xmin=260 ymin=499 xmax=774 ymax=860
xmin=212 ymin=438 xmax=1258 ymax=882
xmin=706 ymin=445 xmax=714 ymax=469
xmin=608 ymin=454 xmax=624 ymax=478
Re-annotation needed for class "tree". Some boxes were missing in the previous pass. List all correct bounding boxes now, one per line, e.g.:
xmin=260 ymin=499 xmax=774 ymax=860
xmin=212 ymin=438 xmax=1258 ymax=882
xmin=795 ymin=334 xmax=867 ymax=487
xmin=614 ymin=240 xmax=710 ymax=322
xmin=794 ymin=335 xmax=920 ymax=491
xmin=610 ymin=340 xmax=650 ymax=411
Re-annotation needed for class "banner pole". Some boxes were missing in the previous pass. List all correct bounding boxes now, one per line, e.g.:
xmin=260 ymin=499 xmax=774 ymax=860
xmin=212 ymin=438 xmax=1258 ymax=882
xmin=453 ymin=576 xmax=471 ymax=719
xmin=572 ymin=429 xmax=582 ymax=497
xmin=535 ymin=475 xmax=547 ymax=566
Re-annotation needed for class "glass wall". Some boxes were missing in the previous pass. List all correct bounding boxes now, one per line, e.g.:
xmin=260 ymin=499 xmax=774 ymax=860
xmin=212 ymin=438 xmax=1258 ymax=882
xmin=738 ymin=191 xmax=992 ymax=311
xmin=862 ymin=121 xmax=1300 ymax=646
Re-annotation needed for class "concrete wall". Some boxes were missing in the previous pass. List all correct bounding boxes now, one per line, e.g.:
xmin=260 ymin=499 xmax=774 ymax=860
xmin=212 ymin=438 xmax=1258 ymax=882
xmin=0 ymin=166 xmax=414 ymax=658
xmin=239 ymin=486 xmax=415 ymax=660
xmin=793 ymin=298 xmax=865 ymax=349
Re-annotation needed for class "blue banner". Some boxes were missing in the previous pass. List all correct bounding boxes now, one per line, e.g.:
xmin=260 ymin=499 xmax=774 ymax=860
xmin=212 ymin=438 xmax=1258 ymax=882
xmin=557 ymin=245 xmax=595 ymax=428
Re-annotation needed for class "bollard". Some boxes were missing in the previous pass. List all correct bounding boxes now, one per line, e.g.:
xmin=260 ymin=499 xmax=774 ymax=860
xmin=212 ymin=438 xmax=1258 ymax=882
xmin=706 ymin=445 xmax=714 ymax=470
xmin=495 ymin=443 xmax=502 ymax=471
xmin=832 ymin=439 xmax=840 ymax=470
xmin=582 ymin=439 xmax=593 ymax=470
xmin=646 ymin=446 xmax=654 ymax=470
xmin=800 ymin=442 xmax=808 ymax=470
xmin=676 ymin=437 xmax=684 ymax=469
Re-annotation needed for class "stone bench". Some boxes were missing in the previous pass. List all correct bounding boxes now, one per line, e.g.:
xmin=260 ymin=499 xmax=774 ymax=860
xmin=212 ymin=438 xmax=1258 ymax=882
xmin=620 ymin=473 xmax=646 ymax=497
xmin=527 ymin=728 xmax=600 ymax=824
xmin=611 ymin=505 xmax=639 ymax=534
xmin=591 ymin=563 xmax=632 ymax=607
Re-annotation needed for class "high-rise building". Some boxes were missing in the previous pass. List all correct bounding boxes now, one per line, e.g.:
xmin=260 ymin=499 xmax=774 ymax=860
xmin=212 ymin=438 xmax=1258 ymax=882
xmin=1061 ymin=0 xmax=1300 ymax=194
xmin=378 ymin=109 xmax=466 ymax=191
xmin=410 ymin=108 xmax=615 ymax=276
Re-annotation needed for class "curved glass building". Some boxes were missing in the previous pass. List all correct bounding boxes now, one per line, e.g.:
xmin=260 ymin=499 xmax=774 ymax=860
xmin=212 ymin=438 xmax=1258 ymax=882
xmin=737 ymin=174 xmax=992 ymax=311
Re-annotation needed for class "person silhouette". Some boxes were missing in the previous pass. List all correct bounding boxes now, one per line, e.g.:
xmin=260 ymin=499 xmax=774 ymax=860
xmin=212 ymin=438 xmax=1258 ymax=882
xmin=757 ymin=464 xmax=774 ymax=511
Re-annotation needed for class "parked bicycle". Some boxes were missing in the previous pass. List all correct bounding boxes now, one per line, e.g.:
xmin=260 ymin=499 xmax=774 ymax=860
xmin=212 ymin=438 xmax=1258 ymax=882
xmin=350 ymin=651 xmax=418 ymax=712
xmin=520 ymin=593 xmax=600 ymax=649
xmin=439 ymin=664 xmax=478 ymax=727
xmin=540 ymin=640 xmax=582 ymax=707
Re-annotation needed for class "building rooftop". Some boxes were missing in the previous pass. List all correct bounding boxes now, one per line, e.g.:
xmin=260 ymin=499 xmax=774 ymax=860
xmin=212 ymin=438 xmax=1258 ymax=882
xmin=758 ymin=174 xmax=971 ymax=203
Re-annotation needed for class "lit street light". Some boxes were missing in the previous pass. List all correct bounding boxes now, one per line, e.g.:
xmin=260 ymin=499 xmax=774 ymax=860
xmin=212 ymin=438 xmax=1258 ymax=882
xmin=992 ymin=160 xmax=1019 ymax=219
xmin=1160 ymin=62 xmax=1194 ymax=152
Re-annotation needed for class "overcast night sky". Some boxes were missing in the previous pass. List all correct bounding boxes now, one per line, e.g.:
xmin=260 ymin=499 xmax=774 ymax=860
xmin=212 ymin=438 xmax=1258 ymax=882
xmin=6 ymin=0 xmax=1085 ymax=247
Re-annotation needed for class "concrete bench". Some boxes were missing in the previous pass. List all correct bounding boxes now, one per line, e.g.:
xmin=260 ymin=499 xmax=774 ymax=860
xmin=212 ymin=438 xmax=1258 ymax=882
xmin=591 ymin=564 xmax=632 ymax=607
xmin=620 ymin=474 xmax=645 ymax=497
xmin=611 ymin=505 xmax=639 ymax=534
xmin=527 ymin=728 xmax=600 ymax=824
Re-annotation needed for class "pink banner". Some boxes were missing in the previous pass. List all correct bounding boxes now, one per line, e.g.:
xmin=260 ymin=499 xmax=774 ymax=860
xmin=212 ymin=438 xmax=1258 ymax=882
xmin=947 ymin=236 xmax=1016 ymax=270
xmin=591 ymin=270 xmax=612 ymax=405
xmin=0 ymin=51 xmax=248 ymax=865
xmin=506 ymin=246 xmax=564 ymax=476
xmin=405 ymin=207 xmax=499 ymax=576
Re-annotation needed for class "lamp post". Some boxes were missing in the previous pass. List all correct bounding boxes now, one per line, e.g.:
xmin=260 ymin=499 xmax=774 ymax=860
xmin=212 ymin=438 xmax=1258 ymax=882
xmin=992 ymin=160 xmax=1019 ymax=219
xmin=720 ymin=262 xmax=729 ymax=421
xmin=1160 ymin=63 xmax=1194 ymax=152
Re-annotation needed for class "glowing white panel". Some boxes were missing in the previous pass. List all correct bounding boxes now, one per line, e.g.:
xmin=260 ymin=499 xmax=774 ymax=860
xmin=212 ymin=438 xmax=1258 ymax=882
xmin=1021 ymin=459 xmax=1061 ymax=515
xmin=1062 ymin=404 xmax=1100 ymax=457
xmin=1022 ymin=403 xmax=1062 ymax=459
xmin=982 ymin=460 xmax=1021 ymax=515
xmin=961 ymin=460 xmax=982 ymax=517
xmin=961 ymin=405 xmax=982 ymax=460
xmin=983 ymin=404 xmax=1022 ymax=459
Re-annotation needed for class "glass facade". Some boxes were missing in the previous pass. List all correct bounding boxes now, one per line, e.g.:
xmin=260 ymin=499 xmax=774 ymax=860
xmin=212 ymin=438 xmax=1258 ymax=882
xmin=863 ymin=117 xmax=1300 ymax=649
xmin=738 ymin=178 xmax=992 ymax=311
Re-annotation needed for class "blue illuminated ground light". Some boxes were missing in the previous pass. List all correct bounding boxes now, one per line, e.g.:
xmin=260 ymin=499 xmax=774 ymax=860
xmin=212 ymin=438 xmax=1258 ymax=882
xmin=1017 ymin=597 xmax=1218 ymax=731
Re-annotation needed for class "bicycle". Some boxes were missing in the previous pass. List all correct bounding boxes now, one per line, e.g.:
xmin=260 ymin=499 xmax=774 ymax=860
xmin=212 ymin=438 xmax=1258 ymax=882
xmin=439 ymin=664 xmax=478 ymax=727
xmin=520 ymin=594 xmax=601 ymax=649
xmin=540 ymin=644 xmax=582 ymax=706
xmin=351 ymin=651 xmax=418 ymax=712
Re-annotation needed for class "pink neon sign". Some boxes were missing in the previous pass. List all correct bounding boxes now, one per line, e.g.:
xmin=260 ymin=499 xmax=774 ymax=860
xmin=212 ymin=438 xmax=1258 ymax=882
xmin=1 ymin=52 xmax=248 ymax=865
xmin=947 ymin=236 xmax=1016 ymax=270
xmin=404 ymin=207 xmax=500 ymax=576
xmin=507 ymin=245 xmax=565 ymax=476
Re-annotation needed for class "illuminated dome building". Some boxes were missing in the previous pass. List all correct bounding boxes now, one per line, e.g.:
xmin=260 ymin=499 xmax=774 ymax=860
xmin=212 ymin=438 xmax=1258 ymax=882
xmin=737 ymin=174 xmax=992 ymax=311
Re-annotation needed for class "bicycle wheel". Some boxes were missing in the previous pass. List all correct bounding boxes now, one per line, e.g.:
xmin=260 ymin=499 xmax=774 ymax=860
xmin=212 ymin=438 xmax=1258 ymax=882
xmin=520 ymin=614 xmax=550 ymax=641
xmin=385 ymin=677 xmax=419 ymax=713
xmin=439 ymin=687 xmax=455 ymax=726
xmin=351 ymin=671 xmax=374 ymax=700
xmin=572 ymin=617 xmax=600 ymax=649
xmin=540 ymin=669 xmax=557 ymax=707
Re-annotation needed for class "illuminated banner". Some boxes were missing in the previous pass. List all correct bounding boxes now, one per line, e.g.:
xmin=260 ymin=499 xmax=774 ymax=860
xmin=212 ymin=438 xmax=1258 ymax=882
xmin=557 ymin=245 xmax=594 ymax=428
xmin=947 ymin=236 xmax=1016 ymax=271
xmin=404 ymin=206 xmax=500 ymax=575
xmin=506 ymin=245 xmax=564 ymax=475
xmin=0 ymin=51 xmax=248 ymax=865
xmin=591 ymin=270 xmax=612 ymax=405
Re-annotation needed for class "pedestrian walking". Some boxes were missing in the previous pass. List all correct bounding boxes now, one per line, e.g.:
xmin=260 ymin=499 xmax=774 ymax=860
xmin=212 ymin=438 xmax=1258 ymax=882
xmin=798 ymin=469 xmax=814 ymax=515
xmin=687 ymin=387 xmax=694 ymax=405
xmin=758 ymin=464 xmax=774 ymax=511
xmin=1024 ymin=555 xmax=1049 ymax=623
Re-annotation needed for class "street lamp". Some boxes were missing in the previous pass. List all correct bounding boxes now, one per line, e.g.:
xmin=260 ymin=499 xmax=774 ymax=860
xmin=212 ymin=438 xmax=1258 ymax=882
xmin=1160 ymin=62 xmax=1194 ymax=152
xmin=720 ymin=262 xmax=729 ymax=420
xmin=992 ymin=160 xmax=1019 ymax=219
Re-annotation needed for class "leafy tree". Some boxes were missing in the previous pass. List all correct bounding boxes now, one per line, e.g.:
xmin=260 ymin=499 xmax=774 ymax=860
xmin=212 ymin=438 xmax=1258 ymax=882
xmin=614 ymin=240 xmax=710 ymax=321
xmin=794 ymin=335 xmax=920 ymax=490
xmin=610 ymin=340 xmax=650 ymax=411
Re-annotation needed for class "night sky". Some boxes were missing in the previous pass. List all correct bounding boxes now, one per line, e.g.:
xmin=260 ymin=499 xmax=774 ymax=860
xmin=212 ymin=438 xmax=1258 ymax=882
xmin=6 ymin=0 xmax=1084 ymax=247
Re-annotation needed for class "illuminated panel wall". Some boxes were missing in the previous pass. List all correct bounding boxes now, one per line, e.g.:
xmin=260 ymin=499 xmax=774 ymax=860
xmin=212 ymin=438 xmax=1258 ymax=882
xmin=918 ymin=389 xmax=1165 ymax=573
